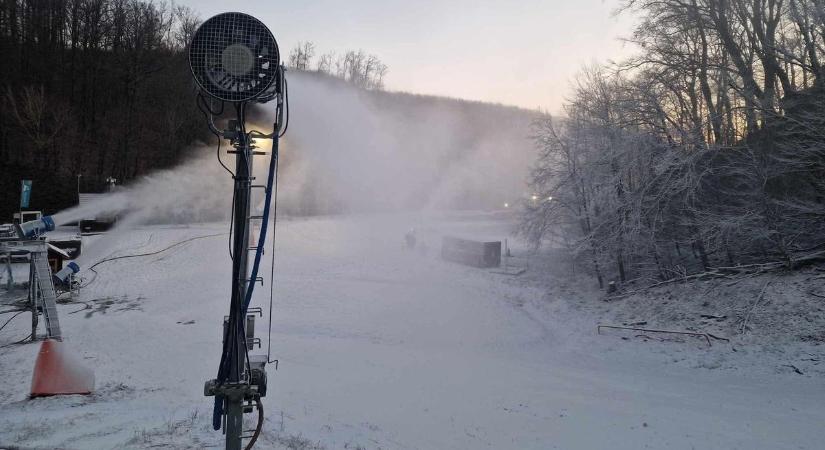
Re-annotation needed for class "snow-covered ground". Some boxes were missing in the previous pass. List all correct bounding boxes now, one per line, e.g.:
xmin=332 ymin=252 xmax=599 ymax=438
xmin=0 ymin=212 xmax=823 ymax=449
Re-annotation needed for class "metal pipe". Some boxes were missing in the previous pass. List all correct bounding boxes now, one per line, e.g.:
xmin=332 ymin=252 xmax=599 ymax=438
xmin=29 ymin=258 xmax=37 ymax=340
xmin=224 ymin=128 xmax=253 ymax=450
xmin=225 ymin=393 xmax=245 ymax=450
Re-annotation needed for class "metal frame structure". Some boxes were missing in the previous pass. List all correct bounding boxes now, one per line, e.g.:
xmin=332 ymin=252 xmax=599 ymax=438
xmin=0 ymin=238 xmax=62 ymax=341
xmin=190 ymin=12 xmax=286 ymax=450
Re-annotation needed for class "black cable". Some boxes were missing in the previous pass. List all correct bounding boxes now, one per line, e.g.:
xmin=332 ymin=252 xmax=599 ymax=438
xmin=278 ymin=73 xmax=289 ymax=138
xmin=199 ymin=90 xmax=264 ymax=430
xmin=242 ymin=314 xmax=251 ymax=385
xmin=0 ymin=332 xmax=33 ymax=348
xmin=197 ymin=93 xmax=223 ymax=139
xmin=198 ymin=92 xmax=224 ymax=117
xmin=196 ymin=94 xmax=212 ymax=126
xmin=77 ymin=233 xmax=223 ymax=289
xmin=80 ymin=234 xmax=226 ymax=289
xmin=239 ymin=103 xmax=253 ymax=176
xmin=77 ymin=267 xmax=98 ymax=289
xmin=87 ymin=233 xmax=225 ymax=271
xmin=208 ymin=96 xmax=225 ymax=116
xmin=67 ymin=301 xmax=92 ymax=315
xmin=234 ymin=100 xmax=274 ymax=384
xmin=213 ymin=69 xmax=289 ymax=435
xmin=228 ymin=189 xmax=236 ymax=261
xmin=266 ymin=66 xmax=287 ymax=362
xmin=244 ymin=397 xmax=264 ymax=450
xmin=0 ymin=310 xmax=27 ymax=333
xmin=217 ymin=103 xmax=255 ymax=392
xmin=237 ymin=101 xmax=254 ymax=383
xmin=216 ymin=139 xmax=234 ymax=178
xmin=199 ymin=92 xmax=232 ymax=177
xmin=214 ymin=105 xmax=251 ymax=428
xmin=266 ymin=141 xmax=281 ymax=363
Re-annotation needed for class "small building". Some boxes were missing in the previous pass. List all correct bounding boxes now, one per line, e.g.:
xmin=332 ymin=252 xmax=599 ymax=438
xmin=441 ymin=236 xmax=502 ymax=268
xmin=47 ymin=243 xmax=71 ymax=273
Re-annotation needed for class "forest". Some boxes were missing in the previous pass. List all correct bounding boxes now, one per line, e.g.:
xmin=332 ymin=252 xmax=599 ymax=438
xmin=0 ymin=0 xmax=210 ymax=220
xmin=521 ymin=0 xmax=825 ymax=288
xmin=0 ymin=0 xmax=396 ymax=221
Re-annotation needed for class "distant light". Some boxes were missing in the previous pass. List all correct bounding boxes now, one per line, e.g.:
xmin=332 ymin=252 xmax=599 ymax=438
xmin=504 ymin=203 xmax=509 ymax=208
xmin=531 ymin=195 xmax=538 ymax=201
xmin=546 ymin=196 xmax=553 ymax=201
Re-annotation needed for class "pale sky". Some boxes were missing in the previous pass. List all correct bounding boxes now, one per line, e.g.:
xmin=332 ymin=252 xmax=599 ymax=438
xmin=183 ymin=0 xmax=638 ymax=112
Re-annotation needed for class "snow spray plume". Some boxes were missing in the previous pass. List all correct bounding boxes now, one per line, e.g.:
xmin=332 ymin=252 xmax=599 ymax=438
xmin=53 ymin=149 xmax=244 ymax=266
xmin=262 ymin=71 xmax=538 ymax=215
xmin=53 ymin=71 xmax=535 ymax=266
xmin=54 ymin=71 xmax=537 ymax=229
xmin=52 ymin=151 xmax=238 ymax=227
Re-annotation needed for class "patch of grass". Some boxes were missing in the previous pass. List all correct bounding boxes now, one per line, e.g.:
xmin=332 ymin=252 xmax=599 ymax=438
xmin=123 ymin=409 xmax=202 ymax=448
xmin=12 ymin=420 xmax=55 ymax=443
xmin=277 ymin=433 xmax=326 ymax=450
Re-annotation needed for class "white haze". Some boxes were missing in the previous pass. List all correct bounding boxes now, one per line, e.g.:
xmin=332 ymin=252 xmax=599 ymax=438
xmin=52 ymin=70 xmax=537 ymax=265
xmin=276 ymin=72 xmax=537 ymax=214
xmin=52 ymin=151 xmax=235 ymax=227
xmin=51 ymin=152 xmax=235 ymax=266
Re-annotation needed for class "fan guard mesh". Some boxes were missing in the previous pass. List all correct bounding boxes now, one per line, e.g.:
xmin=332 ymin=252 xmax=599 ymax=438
xmin=189 ymin=12 xmax=279 ymax=102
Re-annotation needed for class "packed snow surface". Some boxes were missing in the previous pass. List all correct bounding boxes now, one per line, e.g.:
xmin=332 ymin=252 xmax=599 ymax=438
xmin=0 ymin=213 xmax=822 ymax=449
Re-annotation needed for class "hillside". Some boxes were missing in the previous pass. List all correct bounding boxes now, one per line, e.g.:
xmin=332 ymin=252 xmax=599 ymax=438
xmin=254 ymin=70 xmax=541 ymax=215
xmin=1 ymin=213 xmax=822 ymax=449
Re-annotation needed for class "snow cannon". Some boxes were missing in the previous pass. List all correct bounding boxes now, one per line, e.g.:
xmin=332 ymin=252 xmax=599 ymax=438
xmin=53 ymin=262 xmax=80 ymax=286
xmin=17 ymin=216 xmax=55 ymax=239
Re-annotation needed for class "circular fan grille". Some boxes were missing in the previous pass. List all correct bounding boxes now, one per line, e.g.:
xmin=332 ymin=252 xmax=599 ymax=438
xmin=189 ymin=12 xmax=279 ymax=102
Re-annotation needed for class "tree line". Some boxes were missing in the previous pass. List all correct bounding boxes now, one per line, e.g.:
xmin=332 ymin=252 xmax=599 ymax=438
xmin=287 ymin=41 xmax=388 ymax=90
xmin=521 ymin=0 xmax=825 ymax=288
xmin=0 ymin=1 xmax=394 ymax=221
xmin=0 ymin=0 xmax=207 ymax=220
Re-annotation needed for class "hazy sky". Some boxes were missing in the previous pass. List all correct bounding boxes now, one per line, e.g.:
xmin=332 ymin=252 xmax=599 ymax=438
xmin=184 ymin=0 xmax=638 ymax=112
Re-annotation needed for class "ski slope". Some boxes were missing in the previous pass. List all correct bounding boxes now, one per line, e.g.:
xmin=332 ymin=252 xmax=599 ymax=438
xmin=0 ymin=213 xmax=822 ymax=449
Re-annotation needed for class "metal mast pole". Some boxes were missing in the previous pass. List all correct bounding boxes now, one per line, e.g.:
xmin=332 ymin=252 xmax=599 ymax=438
xmin=29 ymin=257 xmax=37 ymax=340
xmin=225 ymin=125 xmax=253 ymax=450
xmin=190 ymin=14 xmax=283 ymax=450
xmin=205 ymin=83 xmax=282 ymax=450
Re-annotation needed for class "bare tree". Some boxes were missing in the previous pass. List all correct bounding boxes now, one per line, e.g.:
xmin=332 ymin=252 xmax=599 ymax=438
xmin=316 ymin=51 xmax=334 ymax=73
xmin=288 ymin=41 xmax=316 ymax=70
xmin=523 ymin=0 xmax=825 ymax=287
xmin=0 ymin=0 xmax=211 ymax=219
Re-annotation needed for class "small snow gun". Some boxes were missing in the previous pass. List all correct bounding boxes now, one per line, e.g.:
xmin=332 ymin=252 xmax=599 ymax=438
xmin=53 ymin=261 xmax=80 ymax=287
xmin=16 ymin=216 xmax=55 ymax=239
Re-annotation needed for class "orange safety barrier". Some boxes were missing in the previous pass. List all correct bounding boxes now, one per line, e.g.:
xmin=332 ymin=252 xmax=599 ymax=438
xmin=30 ymin=339 xmax=94 ymax=397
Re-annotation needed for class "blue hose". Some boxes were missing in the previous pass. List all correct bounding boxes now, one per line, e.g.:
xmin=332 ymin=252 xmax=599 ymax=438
xmin=242 ymin=138 xmax=279 ymax=314
xmin=213 ymin=135 xmax=279 ymax=430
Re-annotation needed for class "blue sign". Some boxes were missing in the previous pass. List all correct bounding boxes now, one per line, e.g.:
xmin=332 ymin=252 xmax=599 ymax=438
xmin=20 ymin=180 xmax=32 ymax=208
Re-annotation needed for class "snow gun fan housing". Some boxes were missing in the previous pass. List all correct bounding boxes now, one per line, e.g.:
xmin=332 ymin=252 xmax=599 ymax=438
xmin=189 ymin=12 xmax=280 ymax=103
xmin=53 ymin=262 xmax=80 ymax=286
xmin=16 ymin=216 xmax=55 ymax=239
